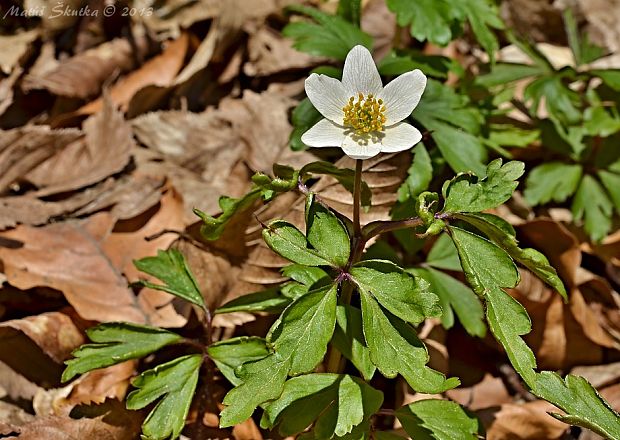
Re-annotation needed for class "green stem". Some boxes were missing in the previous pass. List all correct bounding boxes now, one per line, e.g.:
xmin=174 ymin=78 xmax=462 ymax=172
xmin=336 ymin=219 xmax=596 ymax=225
xmin=326 ymin=159 xmax=364 ymax=373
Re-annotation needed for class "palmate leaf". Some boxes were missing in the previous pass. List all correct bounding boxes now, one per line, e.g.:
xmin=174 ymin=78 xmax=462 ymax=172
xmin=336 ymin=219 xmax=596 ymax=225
xmin=572 ymin=174 xmax=614 ymax=242
xmin=360 ymin=291 xmax=460 ymax=393
xmin=220 ymin=284 xmax=338 ymax=426
xmin=126 ymin=354 xmax=202 ymax=440
xmin=523 ymin=162 xmax=583 ymax=206
xmin=396 ymin=399 xmax=480 ymax=440
xmin=134 ymin=249 xmax=205 ymax=309
xmin=350 ymin=259 xmax=440 ymax=325
xmin=441 ymin=159 xmax=524 ymax=214
xmin=261 ymin=374 xmax=383 ymax=438
xmin=62 ymin=323 xmax=182 ymax=382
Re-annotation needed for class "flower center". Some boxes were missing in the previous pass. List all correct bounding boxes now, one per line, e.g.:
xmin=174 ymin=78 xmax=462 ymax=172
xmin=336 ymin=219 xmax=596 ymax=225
xmin=342 ymin=93 xmax=386 ymax=134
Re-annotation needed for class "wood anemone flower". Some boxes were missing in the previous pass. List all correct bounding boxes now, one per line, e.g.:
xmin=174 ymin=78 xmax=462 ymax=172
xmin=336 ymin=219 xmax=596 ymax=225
xmin=301 ymin=45 xmax=427 ymax=160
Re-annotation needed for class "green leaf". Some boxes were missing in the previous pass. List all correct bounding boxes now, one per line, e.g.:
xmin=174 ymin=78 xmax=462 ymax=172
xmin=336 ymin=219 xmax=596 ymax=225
xmin=360 ymin=292 xmax=460 ymax=393
xmin=337 ymin=0 xmax=361 ymax=26
xmin=282 ymin=264 xmax=329 ymax=287
xmin=207 ymin=337 xmax=269 ymax=386
xmin=387 ymin=0 xmax=456 ymax=47
xmin=525 ymin=76 xmax=582 ymax=126
xmin=332 ymin=305 xmax=376 ymax=381
xmin=378 ymin=50 xmax=453 ymax=78
xmin=534 ymin=372 xmax=620 ymax=439
xmin=592 ymin=69 xmax=620 ymax=91
xmin=269 ymin=285 xmax=338 ymax=374
xmin=563 ymin=9 xmax=606 ymax=65
xmin=351 ymin=260 xmax=441 ymax=325
xmin=134 ymin=249 xmax=205 ymax=309
xmin=485 ymin=124 xmax=540 ymax=149
xmin=290 ymin=98 xmax=323 ymax=151
xmin=262 ymin=220 xmax=335 ymax=267
xmin=194 ymin=189 xmax=261 ymax=240
xmin=572 ymin=174 xmax=613 ymax=242
xmin=524 ymin=162 xmax=583 ymax=206
xmin=598 ymin=170 xmax=620 ymax=213
xmin=398 ymin=144 xmax=433 ymax=202
xmin=62 ymin=323 xmax=182 ymax=382
xmin=262 ymin=374 xmax=383 ymax=438
xmin=220 ymin=353 xmax=291 ymax=427
xmin=126 ymin=354 xmax=202 ymax=440
xmin=455 ymin=213 xmax=567 ymax=300
xmin=442 ymin=159 xmax=525 ymax=213
xmin=301 ymin=161 xmax=372 ymax=207
xmin=305 ymin=194 xmax=351 ymax=267
xmin=459 ymin=0 xmax=504 ymax=64
xmin=433 ymin=125 xmax=488 ymax=175
xmin=584 ymin=104 xmax=620 ymax=137
xmin=396 ymin=399 xmax=480 ymax=440
xmin=413 ymin=268 xmax=486 ymax=338
xmin=476 ymin=63 xmax=546 ymax=88
xmin=216 ymin=287 xmax=291 ymax=314
xmin=283 ymin=5 xmax=372 ymax=60
xmin=426 ymin=233 xmax=462 ymax=271
xmin=485 ymin=285 xmax=537 ymax=386
xmin=448 ymin=226 xmax=519 ymax=294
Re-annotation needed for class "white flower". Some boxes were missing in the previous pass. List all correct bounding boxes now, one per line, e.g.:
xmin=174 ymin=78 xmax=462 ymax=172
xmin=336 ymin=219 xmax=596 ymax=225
xmin=301 ymin=45 xmax=427 ymax=160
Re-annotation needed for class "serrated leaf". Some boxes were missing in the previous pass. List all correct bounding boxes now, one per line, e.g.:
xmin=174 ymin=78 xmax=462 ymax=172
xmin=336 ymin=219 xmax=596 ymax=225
xmin=269 ymin=284 xmax=338 ymax=374
xmin=207 ymin=337 xmax=269 ymax=386
xmin=598 ymin=170 xmax=620 ymax=213
xmin=282 ymin=264 xmax=329 ymax=287
xmin=360 ymin=292 xmax=459 ymax=393
xmin=351 ymin=260 xmax=441 ymax=325
xmin=563 ymin=9 xmax=606 ymax=66
xmin=262 ymin=220 xmax=335 ymax=267
xmin=220 ymin=353 xmax=291 ymax=427
xmin=524 ymin=162 xmax=583 ymax=206
xmin=134 ymin=249 xmax=205 ymax=309
xmin=194 ymin=189 xmax=261 ymax=240
xmin=262 ymin=374 xmax=383 ymax=438
xmin=332 ymin=305 xmax=376 ymax=381
xmin=460 ymin=0 xmax=503 ymax=64
xmin=455 ymin=213 xmax=567 ymax=300
xmin=442 ymin=159 xmax=525 ymax=213
xmin=534 ymin=372 xmax=620 ymax=439
xmin=398 ymin=144 xmax=433 ymax=202
xmin=448 ymin=226 xmax=519 ymax=294
xmin=301 ymin=161 xmax=372 ymax=207
xmin=525 ymin=75 xmax=581 ymax=126
xmin=337 ymin=0 xmax=362 ymax=26
xmin=387 ymin=0 xmax=456 ymax=46
xmin=476 ymin=63 xmax=546 ymax=87
xmin=572 ymin=174 xmax=613 ymax=242
xmin=485 ymin=124 xmax=540 ymax=149
xmin=216 ymin=287 xmax=291 ymax=314
xmin=305 ymin=194 xmax=351 ymax=267
xmin=413 ymin=268 xmax=486 ymax=338
xmin=426 ymin=233 xmax=462 ymax=271
xmin=126 ymin=354 xmax=202 ymax=440
xmin=283 ymin=5 xmax=372 ymax=60
xmin=485 ymin=285 xmax=537 ymax=386
xmin=396 ymin=399 xmax=480 ymax=440
xmin=62 ymin=323 xmax=182 ymax=382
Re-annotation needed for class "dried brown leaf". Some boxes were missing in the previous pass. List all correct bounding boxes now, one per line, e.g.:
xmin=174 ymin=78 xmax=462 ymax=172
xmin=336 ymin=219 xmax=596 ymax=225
xmin=0 ymin=30 xmax=38 ymax=75
xmin=0 ymin=312 xmax=84 ymax=386
xmin=0 ymin=214 xmax=146 ymax=323
xmin=23 ymin=38 xmax=149 ymax=99
xmin=27 ymin=96 xmax=134 ymax=195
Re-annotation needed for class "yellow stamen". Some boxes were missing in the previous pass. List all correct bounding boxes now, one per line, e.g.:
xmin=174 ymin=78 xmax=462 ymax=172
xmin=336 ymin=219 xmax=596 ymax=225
xmin=342 ymin=93 xmax=387 ymax=134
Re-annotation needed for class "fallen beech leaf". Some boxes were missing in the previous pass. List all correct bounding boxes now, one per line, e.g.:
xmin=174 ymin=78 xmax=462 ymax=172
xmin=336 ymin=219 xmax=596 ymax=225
xmin=0 ymin=214 xmax=146 ymax=323
xmin=0 ymin=312 xmax=84 ymax=386
xmin=0 ymin=66 xmax=21 ymax=117
xmin=75 ymin=34 xmax=189 ymax=116
xmin=27 ymin=96 xmax=134 ymax=196
xmin=571 ymin=362 xmax=620 ymax=389
xmin=0 ymin=30 xmax=38 ymax=74
xmin=0 ymin=361 xmax=43 ymax=402
xmin=244 ymin=25 xmax=322 ymax=77
xmin=23 ymin=38 xmax=149 ymax=98
xmin=446 ymin=373 xmax=512 ymax=411
xmin=479 ymin=400 xmax=568 ymax=440
xmin=361 ymin=0 xmax=397 ymax=60
xmin=0 ymin=126 xmax=82 ymax=194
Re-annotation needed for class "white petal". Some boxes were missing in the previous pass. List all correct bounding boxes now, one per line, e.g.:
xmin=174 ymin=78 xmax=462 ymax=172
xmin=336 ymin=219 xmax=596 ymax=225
xmin=380 ymin=122 xmax=422 ymax=153
xmin=305 ymin=73 xmax=349 ymax=123
xmin=301 ymin=119 xmax=347 ymax=148
xmin=379 ymin=69 xmax=427 ymax=125
xmin=341 ymin=45 xmax=383 ymax=97
xmin=341 ymin=134 xmax=382 ymax=160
